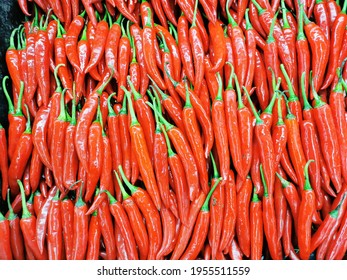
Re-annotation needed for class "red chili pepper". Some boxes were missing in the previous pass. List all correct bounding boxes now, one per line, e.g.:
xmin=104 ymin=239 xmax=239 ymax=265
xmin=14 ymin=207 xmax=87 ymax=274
xmin=98 ymin=195 xmax=117 ymax=260
xmin=86 ymin=209 xmax=101 ymax=260
xmin=114 ymin=171 xmax=149 ymax=260
xmin=303 ymin=12 xmax=329 ymax=98
xmin=180 ymin=177 xmax=222 ymax=260
xmin=60 ymin=196 xmax=74 ymax=260
xmin=311 ymin=81 xmax=342 ymax=193
xmin=260 ymin=165 xmax=283 ymax=260
xmin=118 ymin=165 xmax=162 ymax=260
xmin=142 ymin=8 xmax=166 ymax=90
xmin=250 ymin=188 xmax=263 ymax=260
xmin=246 ymin=88 xmax=275 ymax=196
xmin=253 ymin=50 xmax=270 ymax=111
xmin=115 ymin=0 xmax=139 ymax=23
xmin=236 ymin=176 xmax=252 ymax=258
xmin=72 ymin=185 xmax=89 ymax=260
xmin=6 ymin=190 xmax=24 ymax=260
xmin=8 ymin=105 xmax=33 ymax=196
xmin=65 ymin=12 xmax=85 ymax=73
xmin=177 ymin=15 xmax=195 ymax=84
xmin=226 ymin=3 xmax=248 ymax=89
xmin=297 ymin=160 xmax=315 ymax=260
xmin=0 ymin=210 xmax=12 ymax=260
xmin=18 ymin=180 xmax=47 ymax=259
xmin=85 ymin=15 xmax=109 ymax=75
xmin=244 ymin=10 xmax=256 ymax=94
xmin=165 ymin=68 xmax=214 ymax=159
xmin=189 ymin=0 xmax=205 ymax=94
xmin=35 ymin=15 xmax=51 ymax=107
xmin=274 ymin=172 xmax=287 ymax=241
xmin=47 ymin=190 xmax=63 ymax=260
xmin=149 ymin=98 xmax=200 ymax=202
xmin=75 ymin=74 xmax=112 ymax=171
xmin=0 ymin=122 xmax=9 ymax=200
xmin=219 ymin=170 xmax=237 ymax=252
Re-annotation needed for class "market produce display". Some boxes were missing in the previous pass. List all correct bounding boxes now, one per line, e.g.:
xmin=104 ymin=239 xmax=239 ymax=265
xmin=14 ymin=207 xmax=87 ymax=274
xmin=1 ymin=0 xmax=347 ymax=260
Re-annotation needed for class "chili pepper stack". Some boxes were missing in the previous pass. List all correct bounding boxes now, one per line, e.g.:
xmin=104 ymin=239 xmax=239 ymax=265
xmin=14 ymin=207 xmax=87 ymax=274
xmin=1 ymin=0 xmax=347 ymax=260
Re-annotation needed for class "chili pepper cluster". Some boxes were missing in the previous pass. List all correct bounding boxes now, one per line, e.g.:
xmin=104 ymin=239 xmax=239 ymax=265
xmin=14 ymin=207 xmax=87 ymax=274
xmin=1 ymin=0 xmax=347 ymax=261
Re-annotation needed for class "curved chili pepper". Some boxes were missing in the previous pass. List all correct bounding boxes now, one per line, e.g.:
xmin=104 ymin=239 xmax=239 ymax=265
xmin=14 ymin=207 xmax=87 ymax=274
xmin=311 ymin=81 xmax=342 ymax=193
xmin=303 ymin=12 xmax=329 ymax=98
xmin=115 ymin=0 xmax=138 ymax=24
xmin=114 ymin=171 xmax=149 ymax=260
xmin=245 ymin=88 xmax=275 ymax=196
xmin=180 ymin=177 xmax=222 ymax=260
xmin=118 ymin=165 xmax=162 ymax=260
xmin=130 ymin=24 xmax=149 ymax=97
xmin=3 ymin=78 xmax=26 ymax=162
xmin=253 ymin=50 xmax=270 ymax=111
xmin=260 ymin=165 xmax=283 ymax=260
xmin=84 ymin=104 xmax=103 ymax=202
xmin=8 ymin=105 xmax=33 ymax=196
xmin=208 ymin=20 xmax=226 ymax=73
xmin=6 ymin=190 xmax=24 ymax=260
xmin=85 ymin=15 xmax=109 ymax=75
xmin=226 ymin=2 xmax=248 ymax=89
xmin=103 ymin=189 xmax=138 ymax=260
xmin=161 ymin=0 xmax=177 ymax=26
xmin=148 ymin=98 xmax=200 ymax=202
xmin=75 ymin=75 xmax=112 ymax=171
xmin=120 ymin=89 xmax=160 ymax=211
xmin=165 ymin=67 xmax=214 ymax=159
xmin=65 ymin=12 xmax=85 ymax=73
xmin=177 ymin=15 xmax=195 ymax=84
xmin=189 ymin=0 xmax=204 ymax=94
xmin=313 ymin=0 xmax=330 ymax=42
xmin=142 ymin=8 xmax=166 ymax=90
xmin=18 ymin=180 xmax=47 ymax=260
xmin=180 ymin=83 xmax=208 ymax=195
xmin=310 ymin=195 xmax=345 ymax=254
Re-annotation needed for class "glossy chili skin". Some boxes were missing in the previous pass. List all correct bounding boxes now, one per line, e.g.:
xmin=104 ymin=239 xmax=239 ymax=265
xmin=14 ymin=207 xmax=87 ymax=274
xmin=250 ymin=191 xmax=263 ymax=260
xmin=72 ymin=191 xmax=89 ymax=260
xmin=219 ymin=170 xmax=237 ymax=252
xmin=86 ymin=211 xmax=101 ymax=260
xmin=65 ymin=14 xmax=84 ymax=72
xmin=253 ymin=50 xmax=270 ymax=111
xmin=304 ymin=16 xmax=329 ymax=97
xmin=298 ymin=163 xmax=316 ymax=260
xmin=180 ymin=178 xmax=221 ymax=260
xmin=312 ymin=96 xmax=342 ymax=193
xmin=208 ymin=20 xmax=226 ymax=73
xmin=0 ymin=124 xmax=9 ymax=200
xmin=104 ymin=191 xmax=138 ymax=260
xmin=47 ymin=191 xmax=63 ymax=260
xmin=170 ymin=192 xmax=206 ymax=260
xmin=177 ymin=15 xmax=195 ymax=83
xmin=236 ymin=176 xmax=253 ymax=258
xmin=260 ymin=166 xmax=282 ymax=260
xmin=0 ymin=212 xmax=12 ymax=260
xmin=142 ymin=8 xmax=166 ymax=90
xmin=61 ymin=197 xmax=74 ymax=260
xmin=119 ymin=166 xmax=162 ymax=260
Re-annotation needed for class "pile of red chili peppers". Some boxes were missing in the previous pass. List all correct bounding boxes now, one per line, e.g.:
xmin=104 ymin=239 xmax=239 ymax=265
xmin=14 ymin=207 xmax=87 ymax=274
xmin=1 ymin=0 xmax=347 ymax=260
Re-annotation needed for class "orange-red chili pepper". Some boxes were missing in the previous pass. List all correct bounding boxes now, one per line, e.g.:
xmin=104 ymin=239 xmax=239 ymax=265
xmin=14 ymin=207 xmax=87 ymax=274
xmin=119 ymin=165 xmax=162 ymax=260
xmin=250 ymin=188 xmax=263 ymax=260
